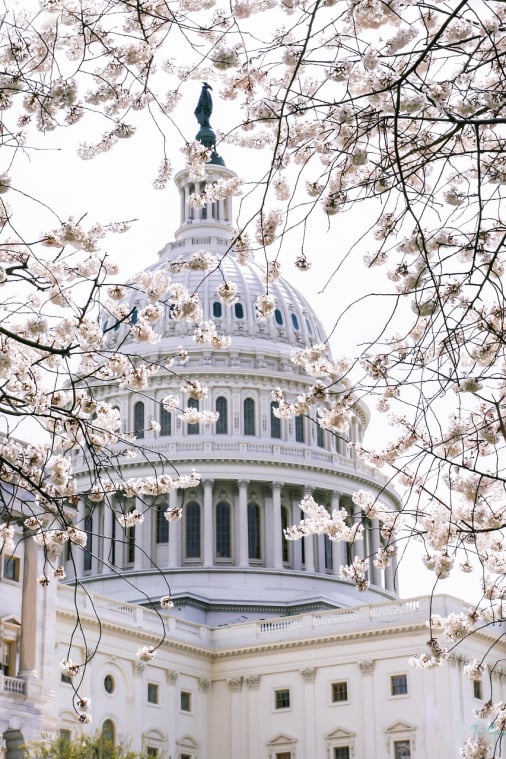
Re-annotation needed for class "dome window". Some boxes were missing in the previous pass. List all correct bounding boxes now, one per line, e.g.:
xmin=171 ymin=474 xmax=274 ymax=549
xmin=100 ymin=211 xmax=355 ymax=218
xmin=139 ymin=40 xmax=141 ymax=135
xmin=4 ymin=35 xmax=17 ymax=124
xmin=243 ymin=398 xmax=255 ymax=435
xmin=130 ymin=307 xmax=138 ymax=324
xmin=102 ymin=320 xmax=109 ymax=333
xmin=156 ymin=502 xmax=169 ymax=544
xmin=213 ymin=301 xmax=223 ymax=318
xmin=305 ymin=318 xmax=313 ymax=335
xmin=234 ymin=302 xmax=244 ymax=319
xmin=248 ymin=503 xmax=261 ymax=561
xmin=295 ymin=415 xmax=304 ymax=443
xmin=215 ymin=501 xmax=232 ymax=559
xmin=160 ymin=406 xmax=171 ymax=436
xmin=216 ymin=397 xmax=228 ymax=434
xmin=270 ymin=401 xmax=281 ymax=439
xmin=185 ymin=501 xmax=201 ymax=559
xmin=291 ymin=313 xmax=300 ymax=330
xmin=281 ymin=505 xmax=290 ymax=564
xmin=274 ymin=309 xmax=283 ymax=325
xmin=134 ymin=401 xmax=145 ymax=439
xmin=187 ymin=398 xmax=200 ymax=435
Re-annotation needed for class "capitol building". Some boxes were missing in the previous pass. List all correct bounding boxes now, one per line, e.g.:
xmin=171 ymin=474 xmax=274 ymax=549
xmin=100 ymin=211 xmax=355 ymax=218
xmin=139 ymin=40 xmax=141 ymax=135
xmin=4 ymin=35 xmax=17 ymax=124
xmin=0 ymin=91 xmax=504 ymax=759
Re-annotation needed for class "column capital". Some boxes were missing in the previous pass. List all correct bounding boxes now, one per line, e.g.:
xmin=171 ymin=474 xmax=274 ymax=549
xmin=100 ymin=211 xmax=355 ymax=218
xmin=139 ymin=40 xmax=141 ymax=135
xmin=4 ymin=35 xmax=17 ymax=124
xmin=165 ymin=669 xmax=178 ymax=684
xmin=198 ymin=677 xmax=211 ymax=692
xmin=272 ymin=481 xmax=282 ymax=490
xmin=227 ymin=676 xmax=243 ymax=691
xmin=203 ymin=478 xmax=214 ymax=488
xmin=300 ymin=667 xmax=316 ymax=682
xmin=245 ymin=674 xmax=260 ymax=689
xmin=238 ymin=480 xmax=249 ymax=489
xmin=358 ymin=659 xmax=375 ymax=675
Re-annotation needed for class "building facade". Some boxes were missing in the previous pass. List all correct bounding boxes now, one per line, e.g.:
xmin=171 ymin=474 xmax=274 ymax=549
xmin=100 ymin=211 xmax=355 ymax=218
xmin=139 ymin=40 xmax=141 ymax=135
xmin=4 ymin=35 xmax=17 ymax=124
xmin=0 ymin=92 xmax=503 ymax=759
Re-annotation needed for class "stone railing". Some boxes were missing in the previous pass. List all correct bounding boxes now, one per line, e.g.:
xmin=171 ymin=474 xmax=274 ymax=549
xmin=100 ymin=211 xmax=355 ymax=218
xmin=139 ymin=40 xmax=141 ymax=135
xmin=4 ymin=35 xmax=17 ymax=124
xmin=0 ymin=674 xmax=26 ymax=695
xmin=72 ymin=436 xmax=381 ymax=485
xmin=56 ymin=585 xmax=469 ymax=654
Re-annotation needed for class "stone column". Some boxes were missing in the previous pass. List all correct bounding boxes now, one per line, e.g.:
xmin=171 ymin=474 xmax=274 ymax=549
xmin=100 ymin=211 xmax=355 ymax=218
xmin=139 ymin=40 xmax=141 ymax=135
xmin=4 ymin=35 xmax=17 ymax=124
xmin=39 ymin=545 xmax=63 ymax=733
xmin=302 ymin=489 xmax=315 ymax=573
xmin=316 ymin=534 xmax=325 ymax=573
xmin=352 ymin=500 xmax=365 ymax=561
xmin=238 ymin=480 xmax=249 ymax=567
xmin=300 ymin=668 xmax=317 ymax=758
xmin=384 ymin=555 xmax=394 ymax=592
xmin=291 ymin=496 xmax=303 ymax=571
xmin=133 ymin=497 xmax=144 ymax=571
xmin=227 ymin=677 xmax=243 ymax=759
xmin=198 ymin=678 xmax=211 ymax=759
xmin=358 ymin=661 xmax=376 ymax=758
xmin=370 ymin=518 xmax=381 ymax=586
xmin=19 ymin=534 xmax=38 ymax=677
xmin=272 ymin=483 xmax=283 ymax=569
xmin=166 ymin=670 xmax=179 ymax=759
xmin=132 ymin=661 xmax=145 ymax=747
xmin=245 ymin=675 xmax=261 ymax=758
xmin=168 ymin=490 xmax=181 ymax=568
xmin=138 ymin=497 xmax=152 ymax=570
xmin=102 ymin=498 xmax=114 ymax=570
xmin=331 ymin=492 xmax=345 ymax=575
xmin=203 ymin=479 xmax=214 ymax=567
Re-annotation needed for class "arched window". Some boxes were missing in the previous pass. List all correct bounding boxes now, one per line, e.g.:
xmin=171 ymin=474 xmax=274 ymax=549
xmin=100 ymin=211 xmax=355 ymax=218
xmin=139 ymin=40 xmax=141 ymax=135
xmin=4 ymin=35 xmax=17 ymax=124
xmin=130 ymin=306 xmax=138 ymax=324
xmin=101 ymin=719 xmax=115 ymax=759
xmin=216 ymin=396 xmax=228 ymax=434
xmin=324 ymin=534 xmax=333 ymax=570
xmin=281 ymin=505 xmax=289 ymax=564
xmin=235 ymin=302 xmax=244 ymax=319
xmin=126 ymin=508 xmax=136 ymax=564
xmin=248 ymin=503 xmax=261 ymax=560
xmin=244 ymin=398 xmax=255 ymax=436
xmin=134 ymin=401 xmax=145 ymax=439
xmin=316 ymin=423 xmax=324 ymax=448
xmin=156 ymin=502 xmax=169 ymax=544
xmin=215 ymin=501 xmax=232 ymax=559
xmin=270 ymin=401 xmax=281 ymax=439
xmin=300 ymin=509 xmax=305 ymax=565
xmin=213 ymin=301 xmax=223 ymax=318
xmin=185 ymin=501 xmax=201 ymax=559
xmin=305 ymin=318 xmax=313 ymax=335
xmin=274 ymin=308 xmax=283 ymax=325
xmin=187 ymin=398 xmax=199 ymax=435
xmin=160 ymin=406 xmax=171 ymax=436
xmin=295 ymin=415 xmax=304 ymax=443
xmin=291 ymin=313 xmax=300 ymax=330
xmin=84 ymin=513 xmax=92 ymax=572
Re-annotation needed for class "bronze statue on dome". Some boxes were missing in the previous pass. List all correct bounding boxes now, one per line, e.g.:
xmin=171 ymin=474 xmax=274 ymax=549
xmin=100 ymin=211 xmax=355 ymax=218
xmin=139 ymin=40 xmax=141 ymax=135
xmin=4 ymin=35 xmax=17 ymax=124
xmin=194 ymin=82 xmax=213 ymax=129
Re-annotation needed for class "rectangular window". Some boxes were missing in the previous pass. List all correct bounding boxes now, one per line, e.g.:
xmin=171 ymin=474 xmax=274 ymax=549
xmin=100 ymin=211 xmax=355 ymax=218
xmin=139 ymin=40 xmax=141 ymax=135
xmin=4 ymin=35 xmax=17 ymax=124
xmin=390 ymin=674 xmax=408 ymax=696
xmin=147 ymin=749 xmax=158 ymax=758
xmin=3 ymin=555 xmax=20 ymax=582
xmin=274 ymin=688 xmax=290 ymax=710
xmin=473 ymin=680 xmax=483 ymax=699
xmin=394 ymin=740 xmax=411 ymax=759
xmin=1 ymin=641 xmax=14 ymax=676
xmin=180 ymin=690 xmax=192 ymax=712
xmin=147 ymin=682 xmax=159 ymax=704
xmin=331 ymin=681 xmax=348 ymax=702
xmin=156 ymin=503 xmax=169 ymax=544
xmin=334 ymin=748 xmax=350 ymax=759
xmin=61 ymin=672 xmax=72 ymax=684
xmin=275 ymin=753 xmax=292 ymax=759
xmin=180 ymin=755 xmax=192 ymax=759
xmin=59 ymin=730 xmax=71 ymax=744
